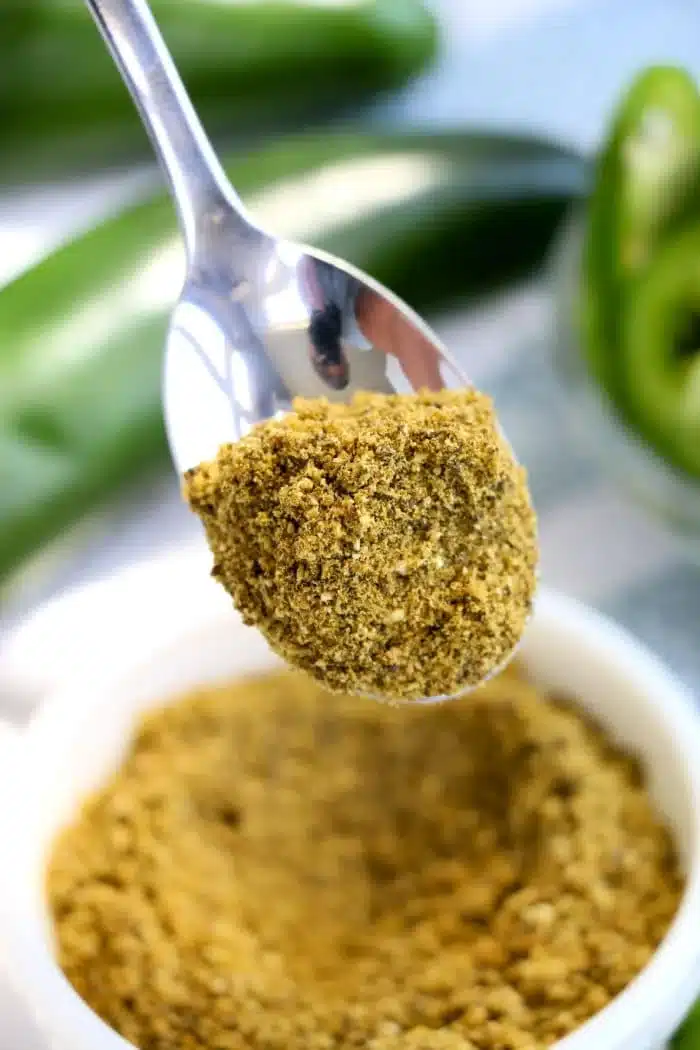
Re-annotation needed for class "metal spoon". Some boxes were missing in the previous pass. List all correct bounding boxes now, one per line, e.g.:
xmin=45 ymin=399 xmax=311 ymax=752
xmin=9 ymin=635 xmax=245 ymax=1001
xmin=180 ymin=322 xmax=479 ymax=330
xmin=84 ymin=0 xmax=467 ymax=460
xmin=84 ymin=0 xmax=515 ymax=703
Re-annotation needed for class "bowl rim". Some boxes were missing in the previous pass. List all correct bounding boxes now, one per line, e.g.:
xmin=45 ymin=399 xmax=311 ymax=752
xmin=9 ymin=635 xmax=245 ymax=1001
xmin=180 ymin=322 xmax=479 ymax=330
xmin=1 ymin=550 xmax=700 ymax=1050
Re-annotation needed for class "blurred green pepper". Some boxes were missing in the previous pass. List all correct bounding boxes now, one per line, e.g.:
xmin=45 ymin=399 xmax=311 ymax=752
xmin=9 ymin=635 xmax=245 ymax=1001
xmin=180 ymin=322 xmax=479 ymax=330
xmin=581 ymin=65 xmax=700 ymax=478
xmin=673 ymin=999 xmax=700 ymax=1050
xmin=581 ymin=67 xmax=700 ymax=398
xmin=0 ymin=129 xmax=586 ymax=586
xmin=0 ymin=0 xmax=438 ymax=181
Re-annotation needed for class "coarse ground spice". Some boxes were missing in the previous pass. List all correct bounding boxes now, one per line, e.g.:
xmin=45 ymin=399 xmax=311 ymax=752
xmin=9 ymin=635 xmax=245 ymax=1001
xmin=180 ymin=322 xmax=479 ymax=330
xmin=184 ymin=389 xmax=538 ymax=701
xmin=48 ymin=664 xmax=682 ymax=1050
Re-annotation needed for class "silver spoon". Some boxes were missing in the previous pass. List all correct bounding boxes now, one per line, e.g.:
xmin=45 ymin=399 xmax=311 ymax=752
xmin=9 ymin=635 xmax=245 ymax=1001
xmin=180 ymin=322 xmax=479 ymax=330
xmin=84 ymin=0 xmax=519 ymax=703
xmin=84 ymin=0 xmax=467 ymax=463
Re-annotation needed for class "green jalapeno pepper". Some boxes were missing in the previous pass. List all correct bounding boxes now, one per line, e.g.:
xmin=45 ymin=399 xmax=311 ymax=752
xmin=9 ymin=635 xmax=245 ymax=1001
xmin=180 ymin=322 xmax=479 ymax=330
xmin=673 ymin=999 xmax=700 ymax=1050
xmin=581 ymin=65 xmax=700 ymax=479
xmin=0 ymin=0 xmax=438 ymax=181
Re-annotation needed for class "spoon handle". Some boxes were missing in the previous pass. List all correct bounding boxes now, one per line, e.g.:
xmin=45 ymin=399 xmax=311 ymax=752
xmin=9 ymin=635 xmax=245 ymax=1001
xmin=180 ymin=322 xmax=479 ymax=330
xmin=84 ymin=0 xmax=259 ymax=255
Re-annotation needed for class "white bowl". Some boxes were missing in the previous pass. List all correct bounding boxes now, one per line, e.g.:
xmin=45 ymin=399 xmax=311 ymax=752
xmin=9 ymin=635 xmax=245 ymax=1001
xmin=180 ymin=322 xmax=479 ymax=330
xmin=1 ymin=548 xmax=700 ymax=1050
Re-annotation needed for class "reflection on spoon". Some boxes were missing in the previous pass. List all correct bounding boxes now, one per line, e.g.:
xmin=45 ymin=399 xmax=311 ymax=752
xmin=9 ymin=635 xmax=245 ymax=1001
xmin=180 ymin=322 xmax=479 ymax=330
xmin=300 ymin=256 xmax=443 ymax=392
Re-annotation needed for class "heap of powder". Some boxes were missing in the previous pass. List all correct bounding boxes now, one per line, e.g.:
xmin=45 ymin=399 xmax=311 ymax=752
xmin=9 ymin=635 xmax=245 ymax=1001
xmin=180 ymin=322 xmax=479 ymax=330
xmin=184 ymin=389 xmax=538 ymax=701
xmin=48 ymin=665 xmax=682 ymax=1050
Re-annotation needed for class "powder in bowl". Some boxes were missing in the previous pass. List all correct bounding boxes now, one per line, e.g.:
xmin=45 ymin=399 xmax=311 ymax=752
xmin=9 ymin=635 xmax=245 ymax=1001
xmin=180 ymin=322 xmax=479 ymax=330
xmin=47 ymin=663 xmax=682 ymax=1050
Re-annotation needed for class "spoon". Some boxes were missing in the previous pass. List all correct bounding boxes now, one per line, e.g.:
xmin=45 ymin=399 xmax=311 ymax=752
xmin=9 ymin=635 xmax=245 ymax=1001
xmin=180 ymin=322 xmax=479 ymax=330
xmin=84 ymin=0 xmax=467 ymax=466
xmin=84 ymin=0 xmax=517 ymax=703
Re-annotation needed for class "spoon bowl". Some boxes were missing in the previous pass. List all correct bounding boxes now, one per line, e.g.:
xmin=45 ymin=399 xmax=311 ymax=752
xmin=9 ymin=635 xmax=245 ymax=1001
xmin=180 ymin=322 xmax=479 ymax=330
xmin=163 ymin=221 xmax=466 ymax=474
